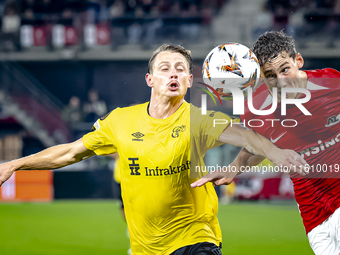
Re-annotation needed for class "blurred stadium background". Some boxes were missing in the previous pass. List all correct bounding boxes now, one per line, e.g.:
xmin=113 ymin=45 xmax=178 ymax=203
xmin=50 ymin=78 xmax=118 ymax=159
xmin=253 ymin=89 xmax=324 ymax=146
xmin=0 ymin=0 xmax=337 ymax=253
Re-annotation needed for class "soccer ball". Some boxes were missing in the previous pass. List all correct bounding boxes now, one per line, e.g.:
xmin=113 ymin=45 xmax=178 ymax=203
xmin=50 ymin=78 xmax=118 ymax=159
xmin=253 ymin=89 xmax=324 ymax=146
xmin=202 ymin=43 xmax=260 ymax=101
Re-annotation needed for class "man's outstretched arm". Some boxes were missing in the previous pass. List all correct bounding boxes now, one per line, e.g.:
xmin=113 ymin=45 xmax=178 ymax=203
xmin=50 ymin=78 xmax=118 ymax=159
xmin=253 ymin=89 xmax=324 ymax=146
xmin=218 ymin=124 xmax=307 ymax=168
xmin=191 ymin=148 xmax=264 ymax=188
xmin=0 ymin=138 xmax=95 ymax=186
xmin=191 ymin=124 xmax=309 ymax=188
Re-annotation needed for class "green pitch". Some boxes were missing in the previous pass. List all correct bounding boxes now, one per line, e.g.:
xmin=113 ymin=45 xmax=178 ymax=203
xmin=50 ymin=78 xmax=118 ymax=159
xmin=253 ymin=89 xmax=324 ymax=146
xmin=0 ymin=201 xmax=312 ymax=254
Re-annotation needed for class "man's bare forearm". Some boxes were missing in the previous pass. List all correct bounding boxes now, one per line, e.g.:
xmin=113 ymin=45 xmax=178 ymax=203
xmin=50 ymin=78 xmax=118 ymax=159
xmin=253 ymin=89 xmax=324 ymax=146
xmin=6 ymin=139 xmax=94 ymax=172
xmin=218 ymin=124 xmax=307 ymax=169
xmin=191 ymin=127 xmax=308 ymax=188
xmin=231 ymin=148 xmax=265 ymax=175
xmin=0 ymin=139 xmax=95 ymax=187
xmin=219 ymin=125 xmax=278 ymax=159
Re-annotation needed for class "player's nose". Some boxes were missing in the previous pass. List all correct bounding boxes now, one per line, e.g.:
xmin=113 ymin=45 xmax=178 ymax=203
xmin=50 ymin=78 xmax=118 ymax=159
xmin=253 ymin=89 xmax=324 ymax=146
xmin=276 ymin=77 xmax=287 ymax=88
xmin=170 ymin=69 xmax=178 ymax=79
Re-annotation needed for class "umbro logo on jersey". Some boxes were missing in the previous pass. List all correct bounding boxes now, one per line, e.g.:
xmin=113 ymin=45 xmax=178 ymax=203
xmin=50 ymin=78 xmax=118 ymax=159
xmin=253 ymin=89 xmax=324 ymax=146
xmin=270 ymin=132 xmax=287 ymax=143
xmin=132 ymin=132 xmax=144 ymax=141
xmin=172 ymin=125 xmax=186 ymax=138
xmin=326 ymin=114 xmax=340 ymax=127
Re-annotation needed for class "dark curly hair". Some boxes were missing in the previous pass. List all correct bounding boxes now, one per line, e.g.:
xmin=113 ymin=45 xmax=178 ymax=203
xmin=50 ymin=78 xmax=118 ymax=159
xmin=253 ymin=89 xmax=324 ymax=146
xmin=148 ymin=44 xmax=193 ymax=74
xmin=252 ymin=30 xmax=297 ymax=66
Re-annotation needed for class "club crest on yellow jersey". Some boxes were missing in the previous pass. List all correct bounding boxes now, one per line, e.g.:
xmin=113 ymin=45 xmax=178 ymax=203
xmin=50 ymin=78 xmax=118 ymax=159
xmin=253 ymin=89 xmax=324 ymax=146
xmin=171 ymin=125 xmax=186 ymax=138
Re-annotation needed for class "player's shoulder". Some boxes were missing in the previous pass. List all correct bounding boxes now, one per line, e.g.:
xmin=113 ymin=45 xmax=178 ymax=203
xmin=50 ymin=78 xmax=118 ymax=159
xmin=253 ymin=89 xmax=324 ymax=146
xmin=188 ymin=102 xmax=200 ymax=114
xmin=118 ymin=102 xmax=148 ymax=111
xmin=189 ymin=102 xmax=211 ymax=118
xmin=110 ymin=102 xmax=148 ymax=116
xmin=189 ymin=103 xmax=233 ymax=122
xmin=95 ymin=102 xmax=148 ymax=127
xmin=305 ymin=68 xmax=340 ymax=78
xmin=305 ymin=68 xmax=340 ymax=89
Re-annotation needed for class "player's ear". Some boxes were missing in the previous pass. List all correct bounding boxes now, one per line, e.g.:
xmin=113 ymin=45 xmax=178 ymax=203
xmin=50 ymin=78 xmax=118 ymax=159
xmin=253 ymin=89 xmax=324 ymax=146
xmin=296 ymin=53 xmax=304 ymax=69
xmin=188 ymin=74 xmax=193 ymax=88
xmin=146 ymin=73 xmax=153 ymax=88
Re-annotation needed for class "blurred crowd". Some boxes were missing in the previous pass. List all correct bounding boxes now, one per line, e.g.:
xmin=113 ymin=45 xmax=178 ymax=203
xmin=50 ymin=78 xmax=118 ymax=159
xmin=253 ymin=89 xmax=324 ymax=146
xmin=254 ymin=0 xmax=340 ymax=46
xmin=1 ymin=0 xmax=339 ymax=51
xmin=62 ymin=89 xmax=107 ymax=123
xmin=0 ymin=0 xmax=228 ymax=51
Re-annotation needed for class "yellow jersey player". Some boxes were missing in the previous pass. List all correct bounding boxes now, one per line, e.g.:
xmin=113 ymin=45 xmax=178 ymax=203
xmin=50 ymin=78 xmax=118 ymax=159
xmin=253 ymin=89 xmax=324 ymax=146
xmin=0 ymin=44 xmax=308 ymax=255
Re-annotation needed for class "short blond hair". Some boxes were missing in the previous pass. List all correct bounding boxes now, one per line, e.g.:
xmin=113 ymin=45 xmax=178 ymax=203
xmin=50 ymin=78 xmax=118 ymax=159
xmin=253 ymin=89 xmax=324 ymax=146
xmin=148 ymin=44 xmax=193 ymax=74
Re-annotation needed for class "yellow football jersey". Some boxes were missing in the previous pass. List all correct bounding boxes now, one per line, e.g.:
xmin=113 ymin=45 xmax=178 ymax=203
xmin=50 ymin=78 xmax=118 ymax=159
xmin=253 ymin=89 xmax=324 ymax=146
xmin=113 ymin=157 xmax=121 ymax=184
xmin=83 ymin=101 xmax=232 ymax=254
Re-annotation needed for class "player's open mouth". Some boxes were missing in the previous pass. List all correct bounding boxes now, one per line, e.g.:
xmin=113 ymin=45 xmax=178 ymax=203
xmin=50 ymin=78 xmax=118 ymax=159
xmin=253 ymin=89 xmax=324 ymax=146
xmin=168 ymin=81 xmax=179 ymax=91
